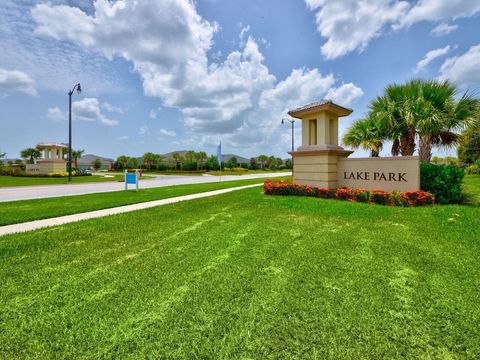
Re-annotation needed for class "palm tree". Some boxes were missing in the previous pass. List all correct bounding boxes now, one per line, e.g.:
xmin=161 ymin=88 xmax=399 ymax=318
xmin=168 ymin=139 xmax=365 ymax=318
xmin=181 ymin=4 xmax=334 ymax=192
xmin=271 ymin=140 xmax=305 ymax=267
xmin=416 ymin=81 xmax=478 ymax=163
xmin=172 ymin=152 xmax=184 ymax=170
xmin=185 ymin=150 xmax=196 ymax=163
xmin=195 ymin=151 xmax=208 ymax=170
xmin=116 ymin=155 xmax=129 ymax=170
xmin=343 ymin=116 xmax=386 ymax=157
xmin=71 ymin=149 xmax=84 ymax=169
xmin=142 ymin=152 xmax=159 ymax=170
xmin=20 ymin=147 xmax=41 ymax=164
xmin=368 ymin=79 xmax=479 ymax=162
xmin=258 ymin=155 xmax=268 ymax=169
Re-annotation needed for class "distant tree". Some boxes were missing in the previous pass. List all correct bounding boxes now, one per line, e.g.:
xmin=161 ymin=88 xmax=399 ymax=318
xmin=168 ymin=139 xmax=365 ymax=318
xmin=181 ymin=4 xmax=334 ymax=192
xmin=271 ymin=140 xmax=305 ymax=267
xmin=285 ymin=159 xmax=292 ymax=169
xmin=14 ymin=159 xmax=23 ymax=166
xmin=185 ymin=150 xmax=196 ymax=163
xmin=431 ymin=156 xmax=442 ymax=164
xmin=116 ymin=155 xmax=129 ymax=170
xmin=205 ymin=155 xmax=219 ymax=170
xmin=172 ymin=152 xmax=184 ymax=170
xmin=249 ymin=157 xmax=258 ymax=170
xmin=70 ymin=149 xmax=85 ymax=169
xmin=127 ymin=157 xmax=139 ymax=169
xmin=267 ymin=156 xmax=277 ymax=169
xmin=195 ymin=151 xmax=208 ymax=170
xmin=226 ymin=156 xmax=237 ymax=168
xmin=258 ymin=155 xmax=268 ymax=169
xmin=142 ymin=152 xmax=159 ymax=170
xmin=0 ymin=150 xmax=5 ymax=159
xmin=20 ymin=147 xmax=41 ymax=164
xmin=458 ymin=119 xmax=480 ymax=164
xmin=92 ymin=158 xmax=102 ymax=170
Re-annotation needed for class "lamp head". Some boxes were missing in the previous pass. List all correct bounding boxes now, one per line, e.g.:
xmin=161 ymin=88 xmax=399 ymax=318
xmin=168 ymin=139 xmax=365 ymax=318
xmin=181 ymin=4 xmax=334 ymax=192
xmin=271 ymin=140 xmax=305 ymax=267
xmin=76 ymin=83 xmax=82 ymax=94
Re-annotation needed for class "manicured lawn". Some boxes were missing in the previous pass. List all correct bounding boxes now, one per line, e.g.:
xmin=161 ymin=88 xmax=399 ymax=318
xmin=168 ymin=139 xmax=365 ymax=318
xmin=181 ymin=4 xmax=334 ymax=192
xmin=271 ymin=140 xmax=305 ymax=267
xmin=464 ymin=174 xmax=480 ymax=204
xmin=0 ymin=176 xmax=291 ymax=226
xmin=0 ymin=174 xmax=153 ymax=187
xmin=1 ymin=182 xmax=479 ymax=358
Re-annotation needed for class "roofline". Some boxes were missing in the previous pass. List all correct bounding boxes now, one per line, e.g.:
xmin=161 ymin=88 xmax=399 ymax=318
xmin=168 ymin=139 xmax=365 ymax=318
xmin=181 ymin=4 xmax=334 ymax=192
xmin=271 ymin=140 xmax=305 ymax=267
xmin=288 ymin=101 xmax=353 ymax=119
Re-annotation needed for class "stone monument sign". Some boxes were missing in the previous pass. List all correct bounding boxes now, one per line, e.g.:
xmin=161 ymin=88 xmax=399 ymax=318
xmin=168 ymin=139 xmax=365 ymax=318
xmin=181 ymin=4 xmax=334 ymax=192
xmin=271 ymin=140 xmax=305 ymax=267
xmin=287 ymin=100 xmax=420 ymax=192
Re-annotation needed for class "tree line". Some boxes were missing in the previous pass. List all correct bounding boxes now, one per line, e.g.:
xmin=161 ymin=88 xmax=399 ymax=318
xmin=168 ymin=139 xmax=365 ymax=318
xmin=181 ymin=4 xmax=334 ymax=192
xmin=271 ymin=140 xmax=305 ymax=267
xmin=113 ymin=151 xmax=289 ymax=171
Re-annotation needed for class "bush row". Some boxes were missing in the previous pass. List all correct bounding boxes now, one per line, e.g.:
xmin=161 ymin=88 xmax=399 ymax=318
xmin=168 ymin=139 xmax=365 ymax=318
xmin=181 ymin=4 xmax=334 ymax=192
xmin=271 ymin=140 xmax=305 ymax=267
xmin=264 ymin=181 xmax=435 ymax=207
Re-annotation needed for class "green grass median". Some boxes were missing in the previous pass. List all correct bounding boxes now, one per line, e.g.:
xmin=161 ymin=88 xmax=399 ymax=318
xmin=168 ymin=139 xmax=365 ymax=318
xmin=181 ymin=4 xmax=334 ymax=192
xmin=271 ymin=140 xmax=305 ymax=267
xmin=0 ymin=176 xmax=291 ymax=226
xmin=1 ymin=180 xmax=479 ymax=358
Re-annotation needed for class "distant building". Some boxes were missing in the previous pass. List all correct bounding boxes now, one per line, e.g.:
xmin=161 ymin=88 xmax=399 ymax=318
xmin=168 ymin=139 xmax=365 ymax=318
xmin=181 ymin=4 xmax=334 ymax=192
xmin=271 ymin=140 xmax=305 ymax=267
xmin=25 ymin=142 xmax=67 ymax=175
xmin=77 ymin=154 xmax=114 ymax=170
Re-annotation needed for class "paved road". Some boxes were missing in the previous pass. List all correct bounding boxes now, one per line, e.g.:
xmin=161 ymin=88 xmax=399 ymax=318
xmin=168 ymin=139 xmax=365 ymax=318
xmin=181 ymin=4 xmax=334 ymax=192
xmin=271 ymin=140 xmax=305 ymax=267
xmin=0 ymin=172 xmax=290 ymax=202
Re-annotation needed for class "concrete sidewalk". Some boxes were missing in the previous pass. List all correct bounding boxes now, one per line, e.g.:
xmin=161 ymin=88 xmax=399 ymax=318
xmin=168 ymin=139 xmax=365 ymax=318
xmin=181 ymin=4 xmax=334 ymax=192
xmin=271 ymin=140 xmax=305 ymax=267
xmin=0 ymin=172 xmax=289 ymax=202
xmin=0 ymin=183 xmax=263 ymax=237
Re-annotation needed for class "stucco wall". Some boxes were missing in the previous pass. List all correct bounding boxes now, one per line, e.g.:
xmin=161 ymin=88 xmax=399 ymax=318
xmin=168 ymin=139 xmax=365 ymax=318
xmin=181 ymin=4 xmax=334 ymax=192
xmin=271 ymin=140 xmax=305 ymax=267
xmin=337 ymin=156 xmax=420 ymax=192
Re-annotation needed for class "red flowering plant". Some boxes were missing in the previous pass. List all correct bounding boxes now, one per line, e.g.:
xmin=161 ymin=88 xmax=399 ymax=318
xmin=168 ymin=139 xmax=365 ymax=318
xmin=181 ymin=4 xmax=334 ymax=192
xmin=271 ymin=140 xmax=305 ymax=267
xmin=264 ymin=181 xmax=434 ymax=207
xmin=401 ymin=191 xmax=435 ymax=206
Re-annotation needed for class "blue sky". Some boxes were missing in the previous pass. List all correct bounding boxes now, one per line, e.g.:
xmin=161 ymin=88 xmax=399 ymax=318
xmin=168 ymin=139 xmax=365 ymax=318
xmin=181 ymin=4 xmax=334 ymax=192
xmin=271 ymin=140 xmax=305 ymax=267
xmin=0 ymin=0 xmax=479 ymax=160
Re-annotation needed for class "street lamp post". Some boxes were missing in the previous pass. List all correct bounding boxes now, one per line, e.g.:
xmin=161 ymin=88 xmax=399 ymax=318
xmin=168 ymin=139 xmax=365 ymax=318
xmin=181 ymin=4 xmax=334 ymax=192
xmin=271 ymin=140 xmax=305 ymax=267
xmin=281 ymin=118 xmax=295 ymax=177
xmin=68 ymin=83 xmax=82 ymax=182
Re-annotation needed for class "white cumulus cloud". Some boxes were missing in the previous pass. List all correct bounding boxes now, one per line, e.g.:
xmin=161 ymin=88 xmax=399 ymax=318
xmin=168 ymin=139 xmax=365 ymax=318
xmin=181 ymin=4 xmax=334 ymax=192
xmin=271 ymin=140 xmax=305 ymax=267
xmin=32 ymin=0 xmax=363 ymax=154
xmin=430 ymin=22 xmax=458 ymax=37
xmin=0 ymin=68 xmax=36 ymax=96
xmin=305 ymin=0 xmax=480 ymax=59
xmin=47 ymin=106 xmax=64 ymax=121
xmin=73 ymin=98 xmax=119 ymax=126
xmin=415 ymin=45 xmax=451 ymax=73
xmin=439 ymin=44 xmax=480 ymax=87
xmin=159 ymin=129 xmax=176 ymax=137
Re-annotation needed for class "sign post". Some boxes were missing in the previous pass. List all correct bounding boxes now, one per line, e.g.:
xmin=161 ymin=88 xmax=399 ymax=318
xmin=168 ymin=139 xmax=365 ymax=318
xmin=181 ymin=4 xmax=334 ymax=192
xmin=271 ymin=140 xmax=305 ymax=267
xmin=125 ymin=170 xmax=139 ymax=191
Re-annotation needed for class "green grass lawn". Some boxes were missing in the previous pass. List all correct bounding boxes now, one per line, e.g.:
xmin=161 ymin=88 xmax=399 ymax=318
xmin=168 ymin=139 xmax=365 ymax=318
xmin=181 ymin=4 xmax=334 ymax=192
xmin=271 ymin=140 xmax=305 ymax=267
xmin=0 ymin=174 xmax=153 ymax=187
xmin=464 ymin=174 xmax=480 ymax=205
xmin=0 ymin=176 xmax=291 ymax=226
xmin=1 ymin=177 xmax=479 ymax=358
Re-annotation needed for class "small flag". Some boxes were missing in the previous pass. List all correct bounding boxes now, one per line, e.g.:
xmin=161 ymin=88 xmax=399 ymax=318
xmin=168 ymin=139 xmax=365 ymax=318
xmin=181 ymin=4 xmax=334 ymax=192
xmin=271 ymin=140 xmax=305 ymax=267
xmin=217 ymin=141 xmax=222 ymax=167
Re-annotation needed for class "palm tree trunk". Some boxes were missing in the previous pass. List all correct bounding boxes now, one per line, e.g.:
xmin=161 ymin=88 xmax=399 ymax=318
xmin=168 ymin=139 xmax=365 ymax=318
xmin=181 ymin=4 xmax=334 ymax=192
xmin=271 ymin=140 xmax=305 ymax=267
xmin=370 ymin=149 xmax=379 ymax=157
xmin=419 ymin=135 xmax=432 ymax=163
xmin=400 ymin=127 xmax=416 ymax=156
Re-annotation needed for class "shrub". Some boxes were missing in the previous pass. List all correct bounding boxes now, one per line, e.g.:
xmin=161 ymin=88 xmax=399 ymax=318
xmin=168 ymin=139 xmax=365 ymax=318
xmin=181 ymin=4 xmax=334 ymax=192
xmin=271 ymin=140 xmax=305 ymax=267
xmin=465 ymin=163 xmax=480 ymax=174
xmin=370 ymin=190 xmax=390 ymax=205
xmin=421 ymin=163 xmax=464 ymax=204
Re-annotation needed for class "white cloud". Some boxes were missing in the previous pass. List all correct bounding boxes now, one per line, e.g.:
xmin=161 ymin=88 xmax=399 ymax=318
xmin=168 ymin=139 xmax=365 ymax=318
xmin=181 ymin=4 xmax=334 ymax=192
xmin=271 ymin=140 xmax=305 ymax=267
xmin=117 ymin=135 xmax=129 ymax=141
xmin=305 ymin=0 xmax=480 ymax=59
xmin=159 ymin=129 xmax=176 ymax=137
xmin=139 ymin=125 xmax=149 ymax=135
xmin=430 ymin=22 xmax=458 ymax=37
xmin=47 ymin=106 xmax=64 ymax=121
xmin=102 ymin=101 xmax=123 ymax=113
xmin=0 ymin=68 xmax=36 ymax=96
xmin=439 ymin=44 xmax=480 ymax=87
xmin=326 ymin=83 xmax=364 ymax=106
xmin=73 ymin=97 xmax=119 ymax=126
xmin=305 ymin=0 xmax=409 ymax=59
xmin=149 ymin=109 xmax=158 ymax=119
xmin=415 ymin=45 xmax=451 ymax=73
xmin=32 ymin=0 xmax=363 ymax=154
xmin=400 ymin=0 xmax=480 ymax=27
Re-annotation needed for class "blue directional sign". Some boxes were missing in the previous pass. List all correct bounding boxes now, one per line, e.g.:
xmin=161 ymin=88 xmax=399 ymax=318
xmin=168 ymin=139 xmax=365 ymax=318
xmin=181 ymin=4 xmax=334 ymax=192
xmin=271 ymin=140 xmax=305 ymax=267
xmin=125 ymin=171 xmax=139 ymax=191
